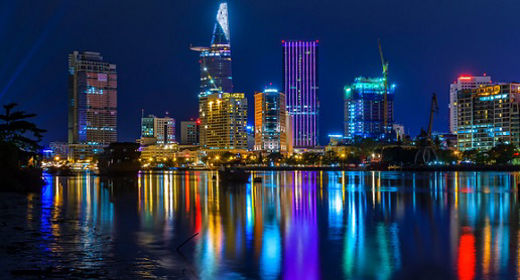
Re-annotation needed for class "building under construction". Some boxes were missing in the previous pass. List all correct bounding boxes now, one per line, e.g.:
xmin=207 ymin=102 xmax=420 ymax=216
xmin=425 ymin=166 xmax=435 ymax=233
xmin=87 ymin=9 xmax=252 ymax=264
xmin=344 ymin=77 xmax=395 ymax=140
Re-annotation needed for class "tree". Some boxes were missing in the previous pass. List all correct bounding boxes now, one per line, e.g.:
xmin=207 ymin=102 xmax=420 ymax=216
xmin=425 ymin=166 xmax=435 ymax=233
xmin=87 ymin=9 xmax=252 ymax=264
xmin=488 ymin=143 xmax=516 ymax=164
xmin=0 ymin=103 xmax=46 ymax=153
xmin=0 ymin=103 xmax=46 ymax=192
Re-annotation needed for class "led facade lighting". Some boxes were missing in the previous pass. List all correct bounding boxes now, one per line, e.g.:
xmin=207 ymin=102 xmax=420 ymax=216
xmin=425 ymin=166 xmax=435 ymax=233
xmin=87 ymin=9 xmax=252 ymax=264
xmin=344 ymin=77 xmax=395 ymax=140
xmin=282 ymin=40 xmax=319 ymax=148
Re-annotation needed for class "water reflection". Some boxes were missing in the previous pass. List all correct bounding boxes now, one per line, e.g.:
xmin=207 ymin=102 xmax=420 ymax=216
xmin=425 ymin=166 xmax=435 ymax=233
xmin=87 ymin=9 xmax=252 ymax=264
xmin=26 ymin=171 xmax=520 ymax=279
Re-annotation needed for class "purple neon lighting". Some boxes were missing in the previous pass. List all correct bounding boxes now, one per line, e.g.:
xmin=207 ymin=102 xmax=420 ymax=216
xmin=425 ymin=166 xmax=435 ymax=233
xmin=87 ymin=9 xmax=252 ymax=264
xmin=283 ymin=41 xmax=319 ymax=147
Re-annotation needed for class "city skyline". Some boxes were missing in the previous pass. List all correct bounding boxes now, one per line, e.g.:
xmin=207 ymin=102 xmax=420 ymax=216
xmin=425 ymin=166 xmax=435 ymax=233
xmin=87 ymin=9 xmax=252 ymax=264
xmin=1 ymin=0 xmax=519 ymax=144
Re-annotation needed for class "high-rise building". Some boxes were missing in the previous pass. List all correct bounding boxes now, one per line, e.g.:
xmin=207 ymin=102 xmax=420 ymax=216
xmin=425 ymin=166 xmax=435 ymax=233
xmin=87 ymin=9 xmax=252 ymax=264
xmin=180 ymin=120 xmax=200 ymax=145
xmin=457 ymin=83 xmax=520 ymax=151
xmin=199 ymin=93 xmax=247 ymax=150
xmin=68 ymin=51 xmax=117 ymax=146
xmin=282 ymin=40 xmax=319 ymax=147
xmin=140 ymin=114 xmax=175 ymax=145
xmin=191 ymin=2 xmax=232 ymax=97
xmin=254 ymin=88 xmax=289 ymax=154
xmin=449 ymin=75 xmax=492 ymax=134
xmin=344 ymin=77 xmax=395 ymax=140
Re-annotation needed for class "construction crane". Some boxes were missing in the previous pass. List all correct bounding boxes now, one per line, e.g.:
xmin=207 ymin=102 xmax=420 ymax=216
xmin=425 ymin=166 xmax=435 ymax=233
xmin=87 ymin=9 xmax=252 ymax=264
xmin=378 ymin=39 xmax=389 ymax=136
xmin=415 ymin=93 xmax=439 ymax=164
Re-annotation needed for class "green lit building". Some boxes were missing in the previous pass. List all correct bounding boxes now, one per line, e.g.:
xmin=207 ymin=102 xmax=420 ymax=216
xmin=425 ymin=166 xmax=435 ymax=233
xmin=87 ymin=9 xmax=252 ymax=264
xmin=344 ymin=77 xmax=395 ymax=140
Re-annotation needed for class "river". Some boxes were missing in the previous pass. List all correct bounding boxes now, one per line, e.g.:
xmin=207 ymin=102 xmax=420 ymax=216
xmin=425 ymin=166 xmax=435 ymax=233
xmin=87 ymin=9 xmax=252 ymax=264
xmin=0 ymin=171 xmax=518 ymax=279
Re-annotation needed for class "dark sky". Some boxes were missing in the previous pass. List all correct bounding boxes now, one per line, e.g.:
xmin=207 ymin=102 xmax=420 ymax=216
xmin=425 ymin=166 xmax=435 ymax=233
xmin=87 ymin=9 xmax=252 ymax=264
xmin=1 ymin=0 xmax=519 ymax=145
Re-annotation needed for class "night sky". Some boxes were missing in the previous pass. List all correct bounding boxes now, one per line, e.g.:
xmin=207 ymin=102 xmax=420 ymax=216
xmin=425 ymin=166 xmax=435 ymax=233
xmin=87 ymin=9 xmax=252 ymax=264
xmin=1 ymin=0 xmax=519 ymax=145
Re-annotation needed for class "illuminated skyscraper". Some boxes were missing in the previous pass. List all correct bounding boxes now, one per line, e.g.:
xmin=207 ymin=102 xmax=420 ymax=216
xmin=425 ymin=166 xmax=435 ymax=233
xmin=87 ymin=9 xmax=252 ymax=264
xmin=199 ymin=93 xmax=247 ymax=150
xmin=191 ymin=2 xmax=233 ymax=97
xmin=282 ymin=40 xmax=319 ymax=148
xmin=457 ymin=83 xmax=520 ymax=150
xmin=449 ymin=75 xmax=491 ymax=134
xmin=344 ymin=77 xmax=395 ymax=140
xmin=68 ymin=51 xmax=117 ymax=146
xmin=254 ymin=87 xmax=289 ymax=154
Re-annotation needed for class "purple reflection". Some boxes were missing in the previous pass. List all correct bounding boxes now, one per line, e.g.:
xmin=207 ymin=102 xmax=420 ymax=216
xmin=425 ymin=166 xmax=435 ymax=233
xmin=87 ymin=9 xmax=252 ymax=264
xmin=283 ymin=172 xmax=320 ymax=279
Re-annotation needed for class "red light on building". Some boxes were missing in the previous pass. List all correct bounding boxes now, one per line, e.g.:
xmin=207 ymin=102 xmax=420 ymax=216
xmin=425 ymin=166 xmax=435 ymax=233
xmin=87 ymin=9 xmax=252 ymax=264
xmin=458 ymin=76 xmax=473 ymax=81
xmin=196 ymin=119 xmax=201 ymax=125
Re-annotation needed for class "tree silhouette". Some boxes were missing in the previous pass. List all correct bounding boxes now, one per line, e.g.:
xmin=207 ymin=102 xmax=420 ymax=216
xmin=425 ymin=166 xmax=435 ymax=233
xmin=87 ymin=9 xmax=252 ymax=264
xmin=0 ymin=103 xmax=46 ymax=153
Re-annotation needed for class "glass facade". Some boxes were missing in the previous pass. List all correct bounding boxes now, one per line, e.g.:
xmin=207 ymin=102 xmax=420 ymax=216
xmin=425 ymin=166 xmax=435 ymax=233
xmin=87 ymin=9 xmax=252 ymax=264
xmin=68 ymin=51 xmax=117 ymax=146
xmin=254 ymin=88 xmax=288 ymax=153
xmin=344 ymin=77 xmax=395 ymax=140
xmin=282 ymin=40 xmax=319 ymax=148
xmin=192 ymin=2 xmax=233 ymax=97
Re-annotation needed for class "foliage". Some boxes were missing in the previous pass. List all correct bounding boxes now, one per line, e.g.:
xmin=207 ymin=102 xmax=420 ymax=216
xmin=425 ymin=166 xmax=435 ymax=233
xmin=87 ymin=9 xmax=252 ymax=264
xmin=0 ymin=103 xmax=46 ymax=153
xmin=488 ymin=143 xmax=516 ymax=164
xmin=0 ymin=103 xmax=45 ymax=192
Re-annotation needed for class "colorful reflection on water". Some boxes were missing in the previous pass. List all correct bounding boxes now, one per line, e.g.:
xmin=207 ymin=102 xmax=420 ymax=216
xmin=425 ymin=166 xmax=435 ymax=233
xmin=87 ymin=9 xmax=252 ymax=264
xmin=27 ymin=171 xmax=520 ymax=278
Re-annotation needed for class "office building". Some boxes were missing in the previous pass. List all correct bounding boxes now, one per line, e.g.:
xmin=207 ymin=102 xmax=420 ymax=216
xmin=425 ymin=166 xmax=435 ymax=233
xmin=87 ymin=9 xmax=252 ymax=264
xmin=457 ymin=83 xmax=520 ymax=151
xmin=191 ymin=2 xmax=233 ymax=97
xmin=140 ymin=114 xmax=176 ymax=145
xmin=180 ymin=120 xmax=200 ymax=145
xmin=199 ymin=92 xmax=247 ymax=150
xmin=254 ymin=88 xmax=289 ymax=154
xmin=282 ymin=40 xmax=319 ymax=147
xmin=344 ymin=77 xmax=395 ymax=140
xmin=449 ymin=75 xmax=491 ymax=134
xmin=68 ymin=51 xmax=117 ymax=146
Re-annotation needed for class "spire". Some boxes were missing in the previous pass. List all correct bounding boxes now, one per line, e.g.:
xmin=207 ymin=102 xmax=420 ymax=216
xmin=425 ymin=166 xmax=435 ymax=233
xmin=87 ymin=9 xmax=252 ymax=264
xmin=211 ymin=2 xmax=230 ymax=45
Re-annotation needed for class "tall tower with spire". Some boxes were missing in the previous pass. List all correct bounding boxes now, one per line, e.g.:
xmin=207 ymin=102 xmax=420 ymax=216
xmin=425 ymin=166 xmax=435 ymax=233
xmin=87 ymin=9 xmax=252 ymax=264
xmin=191 ymin=2 xmax=233 ymax=97
xmin=193 ymin=2 xmax=247 ymax=150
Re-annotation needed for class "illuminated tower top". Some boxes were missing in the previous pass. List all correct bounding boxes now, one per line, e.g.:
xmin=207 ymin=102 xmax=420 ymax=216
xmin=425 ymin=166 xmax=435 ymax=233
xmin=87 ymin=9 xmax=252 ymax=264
xmin=192 ymin=2 xmax=233 ymax=97
xmin=211 ymin=2 xmax=230 ymax=46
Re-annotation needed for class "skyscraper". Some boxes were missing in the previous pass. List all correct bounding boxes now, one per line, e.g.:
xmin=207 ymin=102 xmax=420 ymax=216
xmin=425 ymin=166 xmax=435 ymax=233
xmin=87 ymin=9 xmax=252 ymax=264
xmin=191 ymin=2 xmax=232 ymax=97
xmin=199 ymin=93 xmax=247 ymax=150
xmin=254 ymin=87 xmax=289 ymax=154
xmin=449 ymin=75 xmax=491 ymax=134
xmin=140 ymin=114 xmax=175 ymax=145
xmin=282 ymin=40 xmax=319 ymax=148
xmin=344 ymin=77 xmax=395 ymax=140
xmin=457 ymin=83 xmax=520 ymax=150
xmin=68 ymin=51 xmax=117 ymax=146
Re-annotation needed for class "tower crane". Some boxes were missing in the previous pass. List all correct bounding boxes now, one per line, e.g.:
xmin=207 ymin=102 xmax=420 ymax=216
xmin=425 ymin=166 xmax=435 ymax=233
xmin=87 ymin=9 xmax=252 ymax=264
xmin=378 ymin=39 xmax=389 ymax=136
xmin=415 ymin=93 xmax=439 ymax=164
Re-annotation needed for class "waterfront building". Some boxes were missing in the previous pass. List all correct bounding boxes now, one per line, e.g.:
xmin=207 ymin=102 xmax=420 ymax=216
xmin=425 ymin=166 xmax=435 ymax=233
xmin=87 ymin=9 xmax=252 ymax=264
xmin=457 ymin=83 xmax=520 ymax=150
xmin=140 ymin=114 xmax=175 ymax=145
xmin=344 ymin=77 xmax=395 ymax=140
xmin=180 ymin=120 xmax=200 ymax=145
xmin=282 ymin=40 xmax=319 ymax=148
xmin=449 ymin=75 xmax=492 ymax=134
xmin=68 ymin=51 xmax=117 ymax=147
xmin=140 ymin=143 xmax=177 ymax=162
xmin=191 ymin=2 xmax=233 ymax=98
xmin=254 ymin=88 xmax=289 ymax=154
xmin=199 ymin=92 xmax=247 ymax=150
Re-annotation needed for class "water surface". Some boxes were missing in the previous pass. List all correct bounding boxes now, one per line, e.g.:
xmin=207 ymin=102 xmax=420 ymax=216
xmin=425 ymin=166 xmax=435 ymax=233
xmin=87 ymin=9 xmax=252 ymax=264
xmin=0 ymin=171 xmax=519 ymax=279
